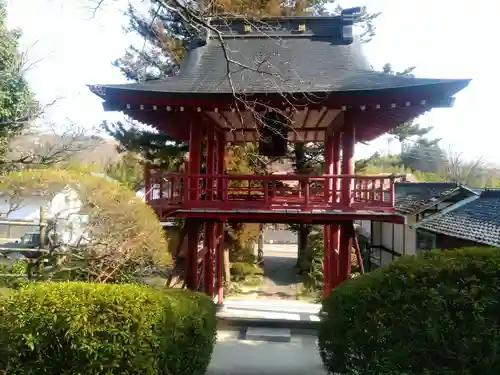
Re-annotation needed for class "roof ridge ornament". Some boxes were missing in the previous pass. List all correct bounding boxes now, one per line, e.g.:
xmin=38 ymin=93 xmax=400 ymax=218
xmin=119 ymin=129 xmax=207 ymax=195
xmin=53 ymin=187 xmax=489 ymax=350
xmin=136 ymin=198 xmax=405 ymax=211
xmin=205 ymin=10 xmax=362 ymax=43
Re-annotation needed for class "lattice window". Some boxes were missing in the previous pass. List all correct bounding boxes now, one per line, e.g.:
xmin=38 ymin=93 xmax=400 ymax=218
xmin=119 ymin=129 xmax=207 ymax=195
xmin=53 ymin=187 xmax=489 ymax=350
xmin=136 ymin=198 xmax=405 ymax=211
xmin=416 ymin=230 xmax=436 ymax=252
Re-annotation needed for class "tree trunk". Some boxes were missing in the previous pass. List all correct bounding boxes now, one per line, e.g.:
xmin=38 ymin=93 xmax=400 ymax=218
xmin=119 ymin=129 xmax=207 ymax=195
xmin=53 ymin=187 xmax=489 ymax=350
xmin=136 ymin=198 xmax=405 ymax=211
xmin=257 ymin=223 xmax=264 ymax=264
xmin=223 ymin=248 xmax=231 ymax=287
xmin=296 ymin=223 xmax=311 ymax=273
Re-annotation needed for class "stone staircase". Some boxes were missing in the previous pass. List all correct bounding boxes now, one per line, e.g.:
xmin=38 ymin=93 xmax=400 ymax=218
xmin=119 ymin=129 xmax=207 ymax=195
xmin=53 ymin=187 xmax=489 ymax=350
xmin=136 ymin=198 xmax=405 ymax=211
xmin=216 ymin=299 xmax=321 ymax=334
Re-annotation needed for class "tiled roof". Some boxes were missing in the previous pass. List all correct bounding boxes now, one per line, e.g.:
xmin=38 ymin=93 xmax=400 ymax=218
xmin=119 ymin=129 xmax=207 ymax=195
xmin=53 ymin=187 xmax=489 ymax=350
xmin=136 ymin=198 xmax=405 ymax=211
xmin=394 ymin=182 xmax=464 ymax=215
xmin=89 ymin=16 xmax=469 ymax=97
xmin=420 ymin=189 xmax=500 ymax=247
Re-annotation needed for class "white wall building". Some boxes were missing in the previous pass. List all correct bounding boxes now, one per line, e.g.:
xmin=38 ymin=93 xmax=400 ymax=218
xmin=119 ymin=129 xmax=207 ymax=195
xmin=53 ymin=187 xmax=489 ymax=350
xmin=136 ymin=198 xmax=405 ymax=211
xmin=357 ymin=183 xmax=478 ymax=270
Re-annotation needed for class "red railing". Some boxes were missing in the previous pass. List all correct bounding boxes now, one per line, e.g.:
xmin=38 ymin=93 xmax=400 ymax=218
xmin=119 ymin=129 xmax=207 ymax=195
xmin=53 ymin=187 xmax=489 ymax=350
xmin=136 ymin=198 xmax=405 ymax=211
xmin=145 ymin=171 xmax=403 ymax=212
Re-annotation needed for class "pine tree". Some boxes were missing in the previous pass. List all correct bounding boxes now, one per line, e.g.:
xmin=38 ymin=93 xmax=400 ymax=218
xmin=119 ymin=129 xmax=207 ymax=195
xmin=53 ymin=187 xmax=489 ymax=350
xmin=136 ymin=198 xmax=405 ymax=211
xmin=102 ymin=119 xmax=188 ymax=170
xmin=104 ymin=151 xmax=144 ymax=190
xmin=105 ymin=1 xmax=380 ymax=168
xmin=383 ymin=63 xmax=437 ymax=153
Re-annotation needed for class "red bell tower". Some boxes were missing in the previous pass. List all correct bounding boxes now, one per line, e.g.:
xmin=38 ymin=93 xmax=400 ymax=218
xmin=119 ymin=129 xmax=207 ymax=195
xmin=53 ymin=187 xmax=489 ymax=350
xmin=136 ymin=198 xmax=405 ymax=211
xmin=90 ymin=10 xmax=470 ymax=304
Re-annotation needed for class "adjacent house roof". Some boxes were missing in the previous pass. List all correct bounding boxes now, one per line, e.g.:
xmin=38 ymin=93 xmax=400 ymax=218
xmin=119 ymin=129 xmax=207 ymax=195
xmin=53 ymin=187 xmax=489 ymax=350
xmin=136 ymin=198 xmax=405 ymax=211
xmin=419 ymin=189 xmax=500 ymax=248
xmin=394 ymin=182 xmax=475 ymax=215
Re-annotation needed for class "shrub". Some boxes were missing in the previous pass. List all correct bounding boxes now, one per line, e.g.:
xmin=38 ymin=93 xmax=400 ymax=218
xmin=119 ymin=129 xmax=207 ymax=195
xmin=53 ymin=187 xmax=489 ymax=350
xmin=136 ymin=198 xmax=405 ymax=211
xmin=0 ymin=262 xmax=28 ymax=289
xmin=0 ymin=168 xmax=172 ymax=283
xmin=231 ymin=262 xmax=263 ymax=276
xmin=318 ymin=247 xmax=500 ymax=375
xmin=0 ymin=282 xmax=216 ymax=375
xmin=0 ymin=287 xmax=13 ymax=298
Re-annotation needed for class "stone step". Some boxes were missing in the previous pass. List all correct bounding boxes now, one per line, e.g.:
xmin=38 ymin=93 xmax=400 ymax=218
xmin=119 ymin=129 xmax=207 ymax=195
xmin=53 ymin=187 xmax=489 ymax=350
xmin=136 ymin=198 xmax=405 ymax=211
xmin=245 ymin=327 xmax=291 ymax=343
xmin=217 ymin=314 xmax=320 ymax=331
xmin=216 ymin=300 xmax=321 ymax=331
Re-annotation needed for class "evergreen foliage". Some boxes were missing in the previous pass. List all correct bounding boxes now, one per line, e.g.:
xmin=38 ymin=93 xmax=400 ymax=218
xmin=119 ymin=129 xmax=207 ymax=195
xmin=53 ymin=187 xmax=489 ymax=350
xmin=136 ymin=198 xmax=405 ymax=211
xmin=0 ymin=282 xmax=216 ymax=375
xmin=319 ymin=247 xmax=500 ymax=375
xmin=0 ymin=168 xmax=171 ymax=282
xmin=0 ymin=2 xmax=38 ymax=171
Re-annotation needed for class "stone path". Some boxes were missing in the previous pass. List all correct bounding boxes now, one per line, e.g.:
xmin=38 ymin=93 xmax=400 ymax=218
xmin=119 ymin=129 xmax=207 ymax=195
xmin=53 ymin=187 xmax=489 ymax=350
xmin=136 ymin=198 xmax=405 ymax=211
xmin=259 ymin=248 xmax=303 ymax=299
xmin=229 ymin=244 xmax=305 ymax=300
xmin=207 ymin=329 xmax=326 ymax=375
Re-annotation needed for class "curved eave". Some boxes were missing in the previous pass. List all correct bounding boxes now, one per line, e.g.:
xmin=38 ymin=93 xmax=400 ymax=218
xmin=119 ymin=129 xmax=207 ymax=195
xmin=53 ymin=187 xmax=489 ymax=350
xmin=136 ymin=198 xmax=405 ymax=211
xmin=88 ymin=78 xmax=471 ymax=144
xmin=88 ymin=78 xmax=471 ymax=108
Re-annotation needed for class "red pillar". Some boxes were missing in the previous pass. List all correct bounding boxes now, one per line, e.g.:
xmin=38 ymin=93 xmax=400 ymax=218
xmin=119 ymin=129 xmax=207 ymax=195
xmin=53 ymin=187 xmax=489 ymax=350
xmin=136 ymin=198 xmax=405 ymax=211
xmin=341 ymin=125 xmax=354 ymax=207
xmin=338 ymin=222 xmax=353 ymax=282
xmin=186 ymin=119 xmax=203 ymax=290
xmin=188 ymin=120 xmax=202 ymax=202
xmin=216 ymin=132 xmax=226 ymax=201
xmin=338 ymin=117 xmax=355 ymax=284
xmin=215 ymin=131 xmax=225 ymax=304
xmin=206 ymin=122 xmax=215 ymax=201
xmin=324 ymin=135 xmax=334 ymax=202
xmin=187 ymin=221 xmax=200 ymax=290
xmin=329 ymin=223 xmax=340 ymax=288
xmin=330 ymin=133 xmax=341 ymax=288
xmin=332 ymin=132 xmax=341 ymax=202
xmin=323 ymin=134 xmax=334 ymax=298
xmin=216 ymin=222 xmax=224 ymax=305
xmin=204 ymin=221 xmax=215 ymax=296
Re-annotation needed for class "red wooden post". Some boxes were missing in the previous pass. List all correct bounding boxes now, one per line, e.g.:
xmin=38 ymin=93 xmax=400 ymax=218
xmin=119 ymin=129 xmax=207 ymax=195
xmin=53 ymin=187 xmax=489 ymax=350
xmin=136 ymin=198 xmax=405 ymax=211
xmin=217 ymin=133 xmax=226 ymax=201
xmin=389 ymin=176 xmax=396 ymax=207
xmin=204 ymin=221 xmax=215 ymax=296
xmin=329 ymin=132 xmax=342 ymax=290
xmin=322 ymin=133 xmax=335 ymax=298
xmin=338 ymin=117 xmax=355 ymax=284
xmin=206 ymin=123 xmax=215 ymax=201
xmin=186 ymin=119 xmax=202 ymax=290
xmin=264 ymin=182 xmax=269 ymax=207
xmin=158 ymin=171 xmax=164 ymax=200
xmin=332 ymin=132 xmax=341 ymax=204
xmin=304 ymin=177 xmax=310 ymax=209
xmin=370 ymin=178 xmax=377 ymax=203
xmin=186 ymin=221 xmax=200 ymax=290
xmin=329 ymin=223 xmax=340 ymax=288
xmin=341 ymin=120 xmax=355 ymax=208
xmin=168 ymin=176 xmax=174 ymax=200
xmin=324 ymin=135 xmax=333 ymax=203
xmin=188 ymin=120 xmax=202 ymax=203
xmin=216 ymin=222 xmax=224 ymax=305
xmin=338 ymin=221 xmax=353 ymax=284
xmin=144 ymin=162 xmax=151 ymax=204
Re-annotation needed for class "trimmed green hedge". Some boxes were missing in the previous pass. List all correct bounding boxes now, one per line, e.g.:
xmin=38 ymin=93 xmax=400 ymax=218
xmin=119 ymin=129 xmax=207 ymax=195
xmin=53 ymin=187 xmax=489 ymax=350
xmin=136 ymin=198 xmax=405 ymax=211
xmin=0 ymin=282 xmax=216 ymax=375
xmin=0 ymin=287 xmax=13 ymax=298
xmin=318 ymin=247 xmax=500 ymax=375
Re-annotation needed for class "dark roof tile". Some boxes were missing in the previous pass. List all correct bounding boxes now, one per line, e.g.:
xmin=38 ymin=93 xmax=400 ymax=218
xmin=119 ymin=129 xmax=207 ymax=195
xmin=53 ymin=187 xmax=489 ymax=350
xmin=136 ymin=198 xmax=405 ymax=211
xmin=89 ymin=16 xmax=470 ymax=97
xmin=394 ymin=182 xmax=462 ymax=215
xmin=420 ymin=190 xmax=500 ymax=247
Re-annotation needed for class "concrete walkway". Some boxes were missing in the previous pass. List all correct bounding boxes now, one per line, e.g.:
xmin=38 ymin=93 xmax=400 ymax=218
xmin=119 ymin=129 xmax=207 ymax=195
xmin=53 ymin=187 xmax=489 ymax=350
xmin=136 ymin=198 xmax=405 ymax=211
xmin=207 ymin=329 xmax=326 ymax=375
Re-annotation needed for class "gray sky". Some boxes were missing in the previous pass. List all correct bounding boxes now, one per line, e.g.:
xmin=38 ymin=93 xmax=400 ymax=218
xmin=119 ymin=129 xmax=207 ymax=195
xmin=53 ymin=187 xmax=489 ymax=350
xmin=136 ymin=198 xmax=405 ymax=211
xmin=6 ymin=0 xmax=499 ymax=163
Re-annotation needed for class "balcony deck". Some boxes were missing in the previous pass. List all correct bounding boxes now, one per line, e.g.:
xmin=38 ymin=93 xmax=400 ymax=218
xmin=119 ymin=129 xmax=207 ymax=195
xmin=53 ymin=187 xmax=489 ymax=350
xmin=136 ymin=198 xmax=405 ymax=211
xmin=145 ymin=173 xmax=406 ymax=224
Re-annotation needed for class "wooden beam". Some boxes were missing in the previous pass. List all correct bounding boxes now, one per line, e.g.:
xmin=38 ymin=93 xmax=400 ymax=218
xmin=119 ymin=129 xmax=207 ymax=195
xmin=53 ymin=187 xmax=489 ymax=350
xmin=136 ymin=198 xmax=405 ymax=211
xmin=326 ymin=111 xmax=345 ymax=137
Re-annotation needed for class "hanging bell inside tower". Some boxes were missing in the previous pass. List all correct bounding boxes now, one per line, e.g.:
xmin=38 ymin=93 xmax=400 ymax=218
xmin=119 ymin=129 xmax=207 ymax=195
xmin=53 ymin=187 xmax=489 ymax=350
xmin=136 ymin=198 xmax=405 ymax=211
xmin=258 ymin=111 xmax=288 ymax=157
